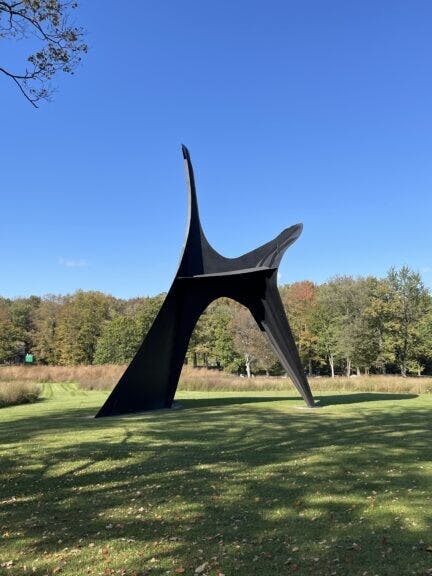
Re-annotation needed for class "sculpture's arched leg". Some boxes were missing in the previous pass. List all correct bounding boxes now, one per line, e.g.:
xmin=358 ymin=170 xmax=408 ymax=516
xmin=238 ymin=271 xmax=315 ymax=407
xmin=95 ymin=282 xmax=210 ymax=417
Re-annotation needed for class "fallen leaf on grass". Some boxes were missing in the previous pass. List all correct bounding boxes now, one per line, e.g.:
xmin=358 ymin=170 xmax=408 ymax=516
xmin=195 ymin=562 xmax=208 ymax=573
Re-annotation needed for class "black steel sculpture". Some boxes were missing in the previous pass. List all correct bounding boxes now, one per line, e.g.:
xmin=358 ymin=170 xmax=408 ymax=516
xmin=96 ymin=146 xmax=315 ymax=417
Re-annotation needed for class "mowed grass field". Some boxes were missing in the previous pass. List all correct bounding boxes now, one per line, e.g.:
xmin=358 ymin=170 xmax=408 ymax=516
xmin=1 ymin=384 xmax=432 ymax=576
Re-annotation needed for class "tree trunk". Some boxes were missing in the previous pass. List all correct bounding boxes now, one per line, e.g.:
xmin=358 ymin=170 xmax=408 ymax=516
xmin=346 ymin=358 xmax=351 ymax=378
xmin=365 ymin=367 xmax=370 ymax=376
xmin=245 ymin=354 xmax=251 ymax=378
xmin=308 ymin=359 xmax=312 ymax=376
xmin=329 ymin=355 xmax=335 ymax=378
xmin=192 ymin=352 xmax=197 ymax=368
xmin=356 ymin=366 xmax=361 ymax=376
xmin=401 ymin=364 xmax=407 ymax=377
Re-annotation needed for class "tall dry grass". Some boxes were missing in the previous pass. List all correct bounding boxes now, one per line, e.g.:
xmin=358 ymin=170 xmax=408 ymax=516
xmin=0 ymin=381 xmax=41 ymax=408
xmin=1 ymin=364 xmax=431 ymax=395
xmin=178 ymin=366 xmax=432 ymax=395
xmin=0 ymin=365 xmax=124 ymax=389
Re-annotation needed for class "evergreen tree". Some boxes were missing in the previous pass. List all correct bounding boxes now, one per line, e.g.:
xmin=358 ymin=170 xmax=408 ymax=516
xmin=385 ymin=267 xmax=430 ymax=376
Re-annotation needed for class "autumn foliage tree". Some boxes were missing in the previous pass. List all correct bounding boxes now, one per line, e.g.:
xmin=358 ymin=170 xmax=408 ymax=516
xmin=31 ymin=295 xmax=63 ymax=364
xmin=281 ymin=281 xmax=318 ymax=375
xmin=0 ymin=308 xmax=23 ymax=363
xmin=55 ymin=291 xmax=116 ymax=365
xmin=0 ymin=267 xmax=431 ymax=379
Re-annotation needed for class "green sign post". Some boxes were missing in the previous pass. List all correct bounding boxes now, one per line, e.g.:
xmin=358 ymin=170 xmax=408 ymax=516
xmin=24 ymin=354 xmax=34 ymax=364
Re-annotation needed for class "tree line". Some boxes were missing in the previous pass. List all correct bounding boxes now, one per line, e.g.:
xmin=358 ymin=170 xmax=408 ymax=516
xmin=1 ymin=266 xmax=431 ymax=377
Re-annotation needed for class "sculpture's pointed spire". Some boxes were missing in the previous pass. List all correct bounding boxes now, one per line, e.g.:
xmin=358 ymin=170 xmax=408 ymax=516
xmin=177 ymin=145 xmax=206 ymax=277
xmin=181 ymin=144 xmax=201 ymax=231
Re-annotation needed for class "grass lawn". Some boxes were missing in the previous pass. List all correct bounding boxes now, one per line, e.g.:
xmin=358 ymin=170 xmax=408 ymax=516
xmin=1 ymin=384 xmax=431 ymax=576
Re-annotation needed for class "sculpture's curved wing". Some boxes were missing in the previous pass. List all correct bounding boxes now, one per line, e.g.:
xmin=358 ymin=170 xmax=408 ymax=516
xmin=178 ymin=145 xmax=303 ymax=275
xmin=224 ymin=223 xmax=303 ymax=271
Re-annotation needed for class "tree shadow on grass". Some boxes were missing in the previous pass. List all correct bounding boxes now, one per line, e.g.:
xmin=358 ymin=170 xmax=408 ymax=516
xmin=178 ymin=395 xmax=298 ymax=409
xmin=0 ymin=392 xmax=431 ymax=575
xmin=315 ymin=392 xmax=418 ymax=406
xmin=177 ymin=392 xmax=418 ymax=410
xmin=0 ymin=393 xmax=418 ymax=441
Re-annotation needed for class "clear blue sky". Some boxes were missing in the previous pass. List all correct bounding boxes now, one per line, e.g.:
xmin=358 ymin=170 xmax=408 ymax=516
xmin=2 ymin=0 xmax=432 ymax=298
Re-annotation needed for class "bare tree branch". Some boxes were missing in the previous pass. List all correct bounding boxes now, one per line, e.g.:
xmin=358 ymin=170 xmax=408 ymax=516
xmin=0 ymin=66 xmax=37 ymax=106
xmin=0 ymin=0 xmax=87 ymax=106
